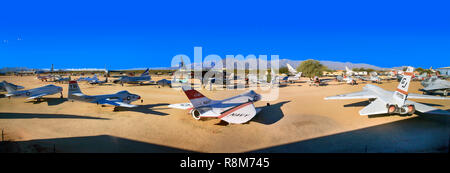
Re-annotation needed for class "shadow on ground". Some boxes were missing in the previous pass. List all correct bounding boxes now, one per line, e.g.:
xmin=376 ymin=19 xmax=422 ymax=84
xmin=25 ymin=98 xmax=68 ymax=106
xmin=250 ymin=114 xmax=449 ymax=153
xmin=0 ymin=112 xmax=109 ymax=120
xmin=0 ymin=135 xmax=193 ymax=153
xmin=114 ymin=103 xmax=170 ymax=115
xmin=251 ymin=101 xmax=290 ymax=125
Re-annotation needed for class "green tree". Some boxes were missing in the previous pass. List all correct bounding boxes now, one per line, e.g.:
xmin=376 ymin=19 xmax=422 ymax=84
xmin=297 ymin=59 xmax=327 ymax=78
xmin=278 ymin=67 xmax=289 ymax=75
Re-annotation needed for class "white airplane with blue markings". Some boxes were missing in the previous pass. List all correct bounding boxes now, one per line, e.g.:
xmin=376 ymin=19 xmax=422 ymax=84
xmin=115 ymin=68 xmax=151 ymax=85
xmin=169 ymin=86 xmax=263 ymax=124
xmin=325 ymin=67 xmax=450 ymax=116
xmin=0 ymin=81 xmax=24 ymax=92
xmin=283 ymin=63 xmax=302 ymax=83
xmin=68 ymin=81 xmax=141 ymax=108
xmin=2 ymin=81 xmax=63 ymax=100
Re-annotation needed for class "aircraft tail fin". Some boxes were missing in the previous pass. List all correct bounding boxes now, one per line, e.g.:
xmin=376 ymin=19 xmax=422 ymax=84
xmin=68 ymin=81 xmax=83 ymax=98
xmin=141 ymin=68 xmax=150 ymax=76
xmin=2 ymin=81 xmax=16 ymax=93
xmin=345 ymin=66 xmax=352 ymax=72
xmin=286 ymin=63 xmax=297 ymax=74
xmin=393 ymin=66 xmax=414 ymax=105
xmin=181 ymin=86 xmax=212 ymax=108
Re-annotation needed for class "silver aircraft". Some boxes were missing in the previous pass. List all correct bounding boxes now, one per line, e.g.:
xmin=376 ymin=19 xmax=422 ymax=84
xmin=2 ymin=81 xmax=63 ymax=100
xmin=420 ymin=76 xmax=450 ymax=96
xmin=0 ymin=81 xmax=24 ymax=92
xmin=68 ymin=81 xmax=141 ymax=108
xmin=88 ymin=76 xmax=108 ymax=85
xmin=115 ymin=68 xmax=151 ymax=85
xmin=325 ymin=67 xmax=450 ymax=116
xmin=77 ymin=74 xmax=98 ymax=82
xmin=169 ymin=86 xmax=263 ymax=124
xmin=282 ymin=63 xmax=302 ymax=83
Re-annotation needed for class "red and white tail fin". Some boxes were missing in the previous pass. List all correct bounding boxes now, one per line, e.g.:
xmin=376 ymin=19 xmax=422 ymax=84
xmin=393 ymin=66 xmax=414 ymax=105
xmin=182 ymin=86 xmax=212 ymax=108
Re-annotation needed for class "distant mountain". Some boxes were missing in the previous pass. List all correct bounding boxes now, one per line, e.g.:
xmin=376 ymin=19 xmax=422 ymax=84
xmin=0 ymin=67 xmax=32 ymax=73
xmin=183 ymin=58 xmax=392 ymax=71
xmin=1 ymin=58 xmax=393 ymax=72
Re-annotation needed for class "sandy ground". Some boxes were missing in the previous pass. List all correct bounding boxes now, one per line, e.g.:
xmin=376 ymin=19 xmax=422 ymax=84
xmin=0 ymin=75 xmax=448 ymax=153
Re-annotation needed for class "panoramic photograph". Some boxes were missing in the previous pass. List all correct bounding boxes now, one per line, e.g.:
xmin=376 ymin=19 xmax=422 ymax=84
xmin=0 ymin=0 xmax=448 ymax=170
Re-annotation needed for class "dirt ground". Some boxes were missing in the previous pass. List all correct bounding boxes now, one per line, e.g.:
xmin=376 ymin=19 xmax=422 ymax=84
xmin=0 ymin=75 xmax=448 ymax=153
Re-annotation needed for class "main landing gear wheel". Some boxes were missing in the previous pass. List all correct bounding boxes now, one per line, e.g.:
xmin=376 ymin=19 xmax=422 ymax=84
xmin=407 ymin=105 xmax=415 ymax=115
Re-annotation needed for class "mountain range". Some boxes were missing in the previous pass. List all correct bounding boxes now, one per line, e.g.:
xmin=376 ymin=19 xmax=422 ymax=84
xmin=1 ymin=59 xmax=394 ymax=73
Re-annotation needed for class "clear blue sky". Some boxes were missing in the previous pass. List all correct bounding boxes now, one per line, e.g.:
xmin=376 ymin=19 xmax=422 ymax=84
xmin=1 ymin=0 xmax=449 ymax=69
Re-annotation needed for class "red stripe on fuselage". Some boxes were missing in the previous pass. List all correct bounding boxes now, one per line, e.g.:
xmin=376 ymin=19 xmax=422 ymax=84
xmin=218 ymin=102 xmax=253 ymax=119
xmin=396 ymin=88 xmax=408 ymax=95
xmin=403 ymin=72 xmax=413 ymax=76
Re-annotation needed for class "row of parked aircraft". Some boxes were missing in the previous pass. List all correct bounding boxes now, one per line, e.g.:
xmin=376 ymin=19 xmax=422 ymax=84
xmin=2 ymin=66 xmax=449 ymax=124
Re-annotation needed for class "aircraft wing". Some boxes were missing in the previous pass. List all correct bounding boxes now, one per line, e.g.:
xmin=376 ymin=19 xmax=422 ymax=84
xmin=97 ymin=99 xmax=138 ymax=108
xmin=422 ymin=85 xmax=448 ymax=91
xmin=359 ymin=99 xmax=388 ymax=115
xmin=219 ymin=102 xmax=257 ymax=124
xmin=407 ymin=93 xmax=449 ymax=100
xmin=26 ymin=93 xmax=51 ymax=100
xmin=168 ymin=103 xmax=193 ymax=110
xmin=325 ymin=90 xmax=376 ymax=100
xmin=406 ymin=100 xmax=450 ymax=115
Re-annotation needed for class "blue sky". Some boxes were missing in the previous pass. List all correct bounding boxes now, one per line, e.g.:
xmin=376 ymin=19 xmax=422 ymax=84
xmin=1 ymin=0 xmax=449 ymax=69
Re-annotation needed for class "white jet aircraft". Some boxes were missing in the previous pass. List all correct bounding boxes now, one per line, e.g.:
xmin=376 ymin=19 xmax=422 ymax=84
xmin=325 ymin=67 xmax=450 ymax=116
xmin=168 ymin=86 xmax=263 ymax=124
xmin=283 ymin=63 xmax=302 ymax=83
xmin=68 ymin=81 xmax=141 ymax=108
xmin=2 ymin=81 xmax=63 ymax=100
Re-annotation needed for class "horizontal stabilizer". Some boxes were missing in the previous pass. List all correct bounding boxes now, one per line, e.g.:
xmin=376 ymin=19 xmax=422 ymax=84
xmin=407 ymin=100 xmax=450 ymax=115
xmin=359 ymin=99 xmax=387 ymax=116
xmin=219 ymin=102 xmax=257 ymax=124
xmin=408 ymin=93 xmax=450 ymax=100
xmin=168 ymin=103 xmax=193 ymax=110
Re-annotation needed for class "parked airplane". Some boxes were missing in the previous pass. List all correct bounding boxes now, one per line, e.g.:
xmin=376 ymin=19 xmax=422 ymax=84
xmin=2 ymin=81 xmax=63 ymax=100
xmin=88 ymin=77 xmax=108 ymax=85
xmin=168 ymin=86 xmax=263 ymax=124
xmin=283 ymin=63 xmax=302 ymax=83
xmin=114 ymin=68 xmax=151 ymax=85
xmin=156 ymin=79 xmax=172 ymax=87
xmin=345 ymin=66 xmax=356 ymax=76
xmin=54 ymin=76 xmax=71 ymax=83
xmin=420 ymin=76 xmax=450 ymax=96
xmin=337 ymin=75 xmax=357 ymax=85
xmin=0 ymin=81 xmax=24 ymax=92
xmin=325 ymin=67 xmax=450 ymax=116
xmin=36 ymin=74 xmax=53 ymax=81
xmin=77 ymin=74 xmax=98 ymax=82
xmin=68 ymin=81 xmax=141 ymax=108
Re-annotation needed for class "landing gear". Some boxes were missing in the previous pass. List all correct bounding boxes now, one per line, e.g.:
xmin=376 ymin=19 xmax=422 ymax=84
xmin=60 ymin=92 xmax=63 ymax=98
xmin=444 ymin=90 xmax=448 ymax=97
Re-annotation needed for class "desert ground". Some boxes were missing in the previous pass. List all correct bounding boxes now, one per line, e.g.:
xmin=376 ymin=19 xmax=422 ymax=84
xmin=0 ymin=75 xmax=448 ymax=153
